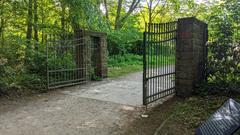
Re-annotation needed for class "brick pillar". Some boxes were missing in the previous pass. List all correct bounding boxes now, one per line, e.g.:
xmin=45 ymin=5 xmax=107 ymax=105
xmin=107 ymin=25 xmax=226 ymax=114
xmin=93 ymin=35 xmax=108 ymax=78
xmin=99 ymin=36 xmax=108 ymax=78
xmin=176 ymin=17 xmax=208 ymax=97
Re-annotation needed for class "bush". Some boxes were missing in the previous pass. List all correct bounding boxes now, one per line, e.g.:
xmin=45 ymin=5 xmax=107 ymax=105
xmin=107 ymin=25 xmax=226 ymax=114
xmin=17 ymin=73 xmax=46 ymax=92
xmin=48 ymin=51 xmax=76 ymax=70
xmin=108 ymin=54 xmax=142 ymax=67
xmin=202 ymin=2 xmax=240 ymax=95
xmin=206 ymin=42 xmax=240 ymax=94
xmin=0 ymin=36 xmax=47 ymax=97
xmin=107 ymin=29 xmax=142 ymax=56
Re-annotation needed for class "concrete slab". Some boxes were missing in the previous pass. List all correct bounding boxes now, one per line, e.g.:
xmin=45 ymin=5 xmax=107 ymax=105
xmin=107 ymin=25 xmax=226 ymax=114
xmin=0 ymin=92 xmax=143 ymax=135
xmin=61 ymin=72 xmax=143 ymax=106
xmin=60 ymin=65 xmax=174 ymax=107
xmin=0 ymin=69 xmax=175 ymax=135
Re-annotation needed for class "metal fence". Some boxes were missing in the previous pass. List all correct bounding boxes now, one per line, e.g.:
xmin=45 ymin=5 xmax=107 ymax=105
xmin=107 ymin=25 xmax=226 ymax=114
xmin=46 ymin=32 xmax=91 ymax=89
xmin=143 ymin=21 xmax=177 ymax=105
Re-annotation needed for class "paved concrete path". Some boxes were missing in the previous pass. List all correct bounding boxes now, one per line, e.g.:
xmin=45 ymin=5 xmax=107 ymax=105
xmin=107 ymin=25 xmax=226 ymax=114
xmin=0 ymin=69 xmax=175 ymax=135
xmin=61 ymin=71 xmax=143 ymax=106
xmin=0 ymin=72 xmax=144 ymax=135
xmin=61 ymin=65 xmax=174 ymax=107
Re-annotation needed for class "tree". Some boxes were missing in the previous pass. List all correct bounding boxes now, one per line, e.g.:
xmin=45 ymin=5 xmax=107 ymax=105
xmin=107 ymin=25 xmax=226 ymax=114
xmin=143 ymin=0 xmax=167 ymax=23
xmin=0 ymin=0 xmax=6 ymax=46
xmin=103 ymin=0 xmax=109 ymax=22
xmin=60 ymin=0 xmax=67 ymax=33
xmin=115 ymin=0 xmax=140 ymax=30
xmin=26 ymin=0 xmax=33 ymax=46
xmin=33 ymin=0 xmax=38 ymax=43
xmin=102 ymin=0 xmax=140 ymax=30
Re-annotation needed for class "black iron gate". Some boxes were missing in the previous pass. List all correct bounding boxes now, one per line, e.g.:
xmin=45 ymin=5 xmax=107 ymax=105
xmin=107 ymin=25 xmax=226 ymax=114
xmin=143 ymin=22 xmax=177 ymax=105
xmin=46 ymin=32 xmax=89 ymax=89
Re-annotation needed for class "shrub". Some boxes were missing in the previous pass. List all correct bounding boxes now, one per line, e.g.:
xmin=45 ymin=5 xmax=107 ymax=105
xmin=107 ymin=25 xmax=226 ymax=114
xmin=107 ymin=29 xmax=142 ymax=56
xmin=0 ymin=36 xmax=47 ymax=96
xmin=206 ymin=42 xmax=240 ymax=94
xmin=17 ymin=73 xmax=46 ymax=92
xmin=108 ymin=54 xmax=142 ymax=67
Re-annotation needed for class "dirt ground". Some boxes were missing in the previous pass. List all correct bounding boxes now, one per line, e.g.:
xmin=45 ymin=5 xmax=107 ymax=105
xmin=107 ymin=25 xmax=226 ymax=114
xmin=0 ymin=71 xmax=185 ymax=135
xmin=0 ymin=90 xmax=145 ymax=135
xmin=123 ymin=97 xmax=192 ymax=135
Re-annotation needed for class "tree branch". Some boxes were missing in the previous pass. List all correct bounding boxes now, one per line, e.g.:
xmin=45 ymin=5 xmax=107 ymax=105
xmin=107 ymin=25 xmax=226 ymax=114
xmin=120 ymin=0 xmax=140 ymax=22
xmin=151 ymin=0 xmax=167 ymax=22
xmin=103 ymin=0 xmax=109 ymax=21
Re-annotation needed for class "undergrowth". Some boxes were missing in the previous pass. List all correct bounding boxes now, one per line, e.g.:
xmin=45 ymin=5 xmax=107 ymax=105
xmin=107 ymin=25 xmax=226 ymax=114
xmin=169 ymin=95 xmax=240 ymax=133
xmin=108 ymin=53 xmax=175 ymax=77
xmin=108 ymin=54 xmax=142 ymax=77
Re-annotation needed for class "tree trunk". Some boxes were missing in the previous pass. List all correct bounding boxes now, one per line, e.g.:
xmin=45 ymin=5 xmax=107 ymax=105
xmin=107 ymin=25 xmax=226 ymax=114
xmin=96 ymin=0 xmax=102 ymax=28
xmin=0 ymin=0 xmax=4 ymax=47
xmin=40 ymin=0 xmax=44 ymax=44
xmin=114 ymin=0 xmax=140 ymax=30
xmin=61 ymin=1 xmax=66 ymax=33
xmin=148 ymin=0 xmax=153 ymax=24
xmin=103 ymin=0 xmax=111 ymax=29
xmin=33 ymin=0 xmax=38 ymax=50
xmin=115 ymin=0 xmax=123 ymax=30
xmin=147 ymin=0 xmax=163 ymax=24
xmin=103 ymin=0 xmax=109 ymax=21
xmin=26 ymin=0 xmax=33 ymax=46
xmin=115 ymin=21 xmax=122 ymax=30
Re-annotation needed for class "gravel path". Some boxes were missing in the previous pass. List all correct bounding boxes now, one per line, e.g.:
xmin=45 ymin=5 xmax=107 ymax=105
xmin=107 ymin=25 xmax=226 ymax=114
xmin=0 ymin=72 xmax=145 ymax=135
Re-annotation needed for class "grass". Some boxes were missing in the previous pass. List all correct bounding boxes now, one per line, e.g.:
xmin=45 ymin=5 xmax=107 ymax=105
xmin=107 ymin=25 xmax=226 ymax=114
xmin=146 ymin=55 xmax=175 ymax=67
xmin=123 ymin=95 xmax=240 ymax=135
xmin=108 ymin=54 xmax=143 ymax=78
xmin=108 ymin=65 xmax=143 ymax=78
xmin=159 ymin=95 xmax=240 ymax=134
xmin=124 ymin=95 xmax=240 ymax=135
xmin=107 ymin=53 xmax=175 ymax=78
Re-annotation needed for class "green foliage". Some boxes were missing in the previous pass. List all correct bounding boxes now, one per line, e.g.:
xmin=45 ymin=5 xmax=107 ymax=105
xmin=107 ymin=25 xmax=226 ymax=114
xmin=107 ymin=29 xmax=142 ymax=55
xmin=66 ymin=0 xmax=108 ymax=31
xmin=108 ymin=53 xmax=175 ymax=77
xmin=171 ymin=96 xmax=240 ymax=132
xmin=108 ymin=54 xmax=142 ymax=77
xmin=25 ymin=50 xmax=47 ymax=76
xmin=202 ymin=0 xmax=240 ymax=94
xmin=108 ymin=54 xmax=142 ymax=67
xmin=16 ymin=73 xmax=47 ymax=92
xmin=0 ymin=55 xmax=8 ymax=95
xmin=206 ymin=42 xmax=240 ymax=94
xmin=0 ymin=36 xmax=47 ymax=96
xmin=108 ymin=65 xmax=142 ymax=78
xmin=48 ymin=51 xmax=76 ymax=70
xmin=0 ymin=66 xmax=46 ymax=96
xmin=0 ymin=0 xmax=239 ymax=97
